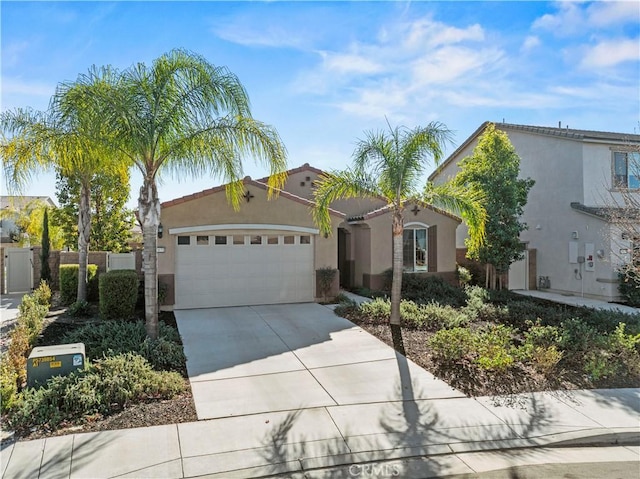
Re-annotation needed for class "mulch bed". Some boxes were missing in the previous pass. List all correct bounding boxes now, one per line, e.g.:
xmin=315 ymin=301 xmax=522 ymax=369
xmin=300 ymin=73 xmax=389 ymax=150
xmin=3 ymin=303 xmax=198 ymax=442
xmin=343 ymin=311 xmax=633 ymax=397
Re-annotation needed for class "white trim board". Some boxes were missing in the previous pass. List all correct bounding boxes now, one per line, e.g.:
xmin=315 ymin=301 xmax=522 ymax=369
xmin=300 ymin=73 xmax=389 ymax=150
xmin=168 ymin=223 xmax=320 ymax=235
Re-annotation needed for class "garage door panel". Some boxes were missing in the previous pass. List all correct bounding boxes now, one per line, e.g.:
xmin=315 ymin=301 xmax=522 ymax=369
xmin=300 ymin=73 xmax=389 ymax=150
xmin=175 ymin=234 xmax=315 ymax=309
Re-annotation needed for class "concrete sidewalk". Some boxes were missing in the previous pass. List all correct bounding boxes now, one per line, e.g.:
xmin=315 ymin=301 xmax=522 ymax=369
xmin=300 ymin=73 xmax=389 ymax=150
xmin=514 ymin=290 xmax=639 ymax=314
xmin=2 ymin=388 xmax=638 ymax=478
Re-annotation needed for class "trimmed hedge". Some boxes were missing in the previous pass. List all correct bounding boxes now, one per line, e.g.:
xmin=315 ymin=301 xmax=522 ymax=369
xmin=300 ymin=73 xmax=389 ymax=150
xmin=59 ymin=264 xmax=99 ymax=304
xmin=99 ymin=270 xmax=139 ymax=319
xmin=1 ymin=282 xmax=51 ymax=413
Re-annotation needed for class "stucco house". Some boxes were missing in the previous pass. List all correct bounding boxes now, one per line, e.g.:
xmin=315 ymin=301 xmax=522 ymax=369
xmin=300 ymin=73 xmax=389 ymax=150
xmin=157 ymin=163 xmax=460 ymax=309
xmin=429 ymin=122 xmax=640 ymax=302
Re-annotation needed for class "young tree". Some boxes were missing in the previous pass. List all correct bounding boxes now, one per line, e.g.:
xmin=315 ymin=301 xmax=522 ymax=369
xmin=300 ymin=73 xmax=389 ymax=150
xmin=1 ymin=70 xmax=125 ymax=302
xmin=87 ymin=49 xmax=287 ymax=339
xmin=455 ymin=123 xmax=534 ymax=289
xmin=55 ymin=169 xmax=135 ymax=252
xmin=0 ymin=199 xmax=65 ymax=249
xmin=313 ymin=123 xmax=485 ymax=352
xmin=40 ymin=207 xmax=52 ymax=284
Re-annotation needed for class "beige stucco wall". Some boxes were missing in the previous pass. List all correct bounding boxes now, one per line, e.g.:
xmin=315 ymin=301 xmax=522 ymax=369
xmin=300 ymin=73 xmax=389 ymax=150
xmin=158 ymin=183 xmax=340 ymax=281
xmin=281 ymin=167 xmax=386 ymax=217
xmin=365 ymin=205 xmax=460 ymax=276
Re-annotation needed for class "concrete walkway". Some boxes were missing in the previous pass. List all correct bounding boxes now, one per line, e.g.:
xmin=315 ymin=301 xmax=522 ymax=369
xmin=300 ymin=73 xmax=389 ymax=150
xmin=1 ymin=303 xmax=639 ymax=478
xmin=514 ymin=290 xmax=639 ymax=314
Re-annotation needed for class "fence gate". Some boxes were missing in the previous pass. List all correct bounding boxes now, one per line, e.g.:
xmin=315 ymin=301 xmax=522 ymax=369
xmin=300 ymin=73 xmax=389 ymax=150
xmin=107 ymin=252 xmax=136 ymax=271
xmin=5 ymin=248 xmax=33 ymax=293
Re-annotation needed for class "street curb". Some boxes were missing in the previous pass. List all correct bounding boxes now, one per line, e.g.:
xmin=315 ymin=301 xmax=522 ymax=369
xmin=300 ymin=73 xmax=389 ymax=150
xmin=183 ymin=427 xmax=640 ymax=478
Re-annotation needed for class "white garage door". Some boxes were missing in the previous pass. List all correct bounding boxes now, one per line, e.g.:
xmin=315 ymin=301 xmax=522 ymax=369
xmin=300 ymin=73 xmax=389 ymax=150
xmin=175 ymin=233 xmax=315 ymax=309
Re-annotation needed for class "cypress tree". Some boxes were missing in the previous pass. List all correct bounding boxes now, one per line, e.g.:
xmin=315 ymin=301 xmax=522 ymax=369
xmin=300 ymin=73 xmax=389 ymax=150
xmin=40 ymin=208 xmax=52 ymax=284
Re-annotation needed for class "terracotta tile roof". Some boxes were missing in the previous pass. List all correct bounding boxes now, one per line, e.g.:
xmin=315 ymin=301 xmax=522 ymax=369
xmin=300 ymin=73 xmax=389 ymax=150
xmin=348 ymin=202 xmax=461 ymax=222
xmin=256 ymin=163 xmax=325 ymax=184
xmin=161 ymin=176 xmax=345 ymax=218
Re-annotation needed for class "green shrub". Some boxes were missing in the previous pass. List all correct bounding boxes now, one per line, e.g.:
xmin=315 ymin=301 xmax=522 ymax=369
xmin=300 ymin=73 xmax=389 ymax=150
xmin=559 ymin=318 xmax=601 ymax=359
xmin=584 ymin=353 xmax=619 ymax=381
xmin=59 ymin=264 xmax=99 ymax=304
xmin=18 ymin=294 xmax=47 ymax=344
xmin=316 ymin=267 xmax=338 ymax=302
xmin=0 ymin=357 xmax=18 ymax=414
xmin=474 ymin=325 xmax=518 ymax=372
xmin=61 ymin=320 xmax=184 ymax=372
xmin=359 ymin=298 xmax=391 ymax=321
xmin=68 ymin=300 xmax=91 ymax=318
xmin=8 ymin=353 xmax=184 ymax=430
xmin=32 ymin=280 xmax=52 ymax=307
xmin=140 ymin=338 xmax=187 ymax=372
xmin=526 ymin=345 xmax=563 ymax=374
xmin=403 ymin=301 xmax=469 ymax=330
xmin=581 ymin=309 xmax=640 ymax=335
xmin=462 ymin=286 xmax=490 ymax=320
xmin=429 ymin=325 xmax=518 ymax=372
xmin=99 ymin=269 xmax=139 ymax=319
xmin=456 ymin=265 xmax=472 ymax=286
xmin=429 ymin=327 xmax=475 ymax=363
xmin=7 ymin=325 xmax=30 ymax=387
xmin=5 ymin=290 xmax=51 ymax=392
xmin=618 ymin=266 xmax=640 ymax=307
xmin=333 ymin=299 xmax=357 ymax=317
xmin=523 ymin=322 xmax=561 ymax=348
xmin=382 ymin=271 xmax=468 ymax=307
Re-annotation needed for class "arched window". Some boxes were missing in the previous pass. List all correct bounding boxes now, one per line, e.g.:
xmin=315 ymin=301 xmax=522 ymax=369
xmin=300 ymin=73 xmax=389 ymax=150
xmin=403 ymin=222 xmax=429 ymax=272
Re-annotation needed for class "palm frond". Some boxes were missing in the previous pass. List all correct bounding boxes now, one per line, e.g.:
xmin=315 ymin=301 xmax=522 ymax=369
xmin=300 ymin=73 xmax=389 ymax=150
xmin=312 ymin=169 xmax=381 ymax=235
xmin=423 ymin=181 xmax=486 ymax=250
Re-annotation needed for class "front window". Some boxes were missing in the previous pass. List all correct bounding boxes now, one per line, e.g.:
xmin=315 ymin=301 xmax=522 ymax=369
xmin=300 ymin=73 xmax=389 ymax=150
xmin=403 ymin=228 xmax=428 ymax=272
xmin=613 ymin=151 xmax=640 ymax=189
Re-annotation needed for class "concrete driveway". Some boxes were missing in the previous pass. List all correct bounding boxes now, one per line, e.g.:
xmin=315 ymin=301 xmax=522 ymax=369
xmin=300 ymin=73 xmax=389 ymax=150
xmin=175 ymin=303 xmax=464 ymax=420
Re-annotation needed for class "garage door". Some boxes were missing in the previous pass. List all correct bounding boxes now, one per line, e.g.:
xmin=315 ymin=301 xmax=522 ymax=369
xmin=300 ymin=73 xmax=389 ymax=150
xmin=175 ymin=233 xmax=314 ymax=309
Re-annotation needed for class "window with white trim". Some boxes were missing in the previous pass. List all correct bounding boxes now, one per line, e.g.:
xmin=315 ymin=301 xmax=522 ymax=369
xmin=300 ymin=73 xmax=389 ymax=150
xmin=403 ymin=228 xmax=428 ymax=272
xmin=613 ymin=151 xmax=640 ymax=189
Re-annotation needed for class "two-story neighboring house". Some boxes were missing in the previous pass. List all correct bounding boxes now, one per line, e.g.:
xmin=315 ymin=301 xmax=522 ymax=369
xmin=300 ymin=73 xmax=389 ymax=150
xmin=429 ymin=122 xmax=640 ymax=302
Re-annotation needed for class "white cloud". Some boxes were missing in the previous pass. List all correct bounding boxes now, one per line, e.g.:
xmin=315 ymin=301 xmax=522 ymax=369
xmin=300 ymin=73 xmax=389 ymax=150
xmin=411 ymin=46 xmax=503 ymax=86
xmin=402 ymin=18 xmax=485 ymax=49
xmin=581 ymin=38 xmax=640 ymax=68
xmin=213 ymin=24 xmax=307 ymax=49
xmin=533 ymin=2 xmax=585 ymax=35
xmin=522 ymin=35 xmax=541 ymax=51
xmin=533 ymin=1 xmax=639 ymax=34
xmin=293 ymin=16 xmax=501 ymax=120
xmin=586 ymin=1 xmax=640 ymax=28
xmin=320 ymin=51 xmax=384 ymax=75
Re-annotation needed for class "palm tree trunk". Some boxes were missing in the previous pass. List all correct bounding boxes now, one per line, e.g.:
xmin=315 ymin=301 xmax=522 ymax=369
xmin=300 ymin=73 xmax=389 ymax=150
xmin=77 ymin=182 xmax=91 ymax=302
xmin=139 ymin=178 xmax=161 ymax=340
xmin=390 ymin=211 xmax=405 ymax=355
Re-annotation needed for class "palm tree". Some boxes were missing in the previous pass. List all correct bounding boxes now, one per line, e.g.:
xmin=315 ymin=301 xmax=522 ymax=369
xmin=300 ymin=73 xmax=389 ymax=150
xmin=313 ymin=123 xmax=485 ymax=352
xmin=1 ymin=73 xmax=124 ymax=302
xmin=88 ymin=49 xmax=287 ymax=339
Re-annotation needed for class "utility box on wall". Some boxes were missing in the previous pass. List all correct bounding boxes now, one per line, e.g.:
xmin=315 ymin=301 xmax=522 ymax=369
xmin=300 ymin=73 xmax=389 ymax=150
xmin=27 ymin=343 xmax=86 ymax=388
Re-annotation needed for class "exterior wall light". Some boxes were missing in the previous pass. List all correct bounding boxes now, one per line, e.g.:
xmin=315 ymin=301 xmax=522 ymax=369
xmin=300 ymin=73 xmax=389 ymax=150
xmin=158 ymin=223 xmax=163 ymax=239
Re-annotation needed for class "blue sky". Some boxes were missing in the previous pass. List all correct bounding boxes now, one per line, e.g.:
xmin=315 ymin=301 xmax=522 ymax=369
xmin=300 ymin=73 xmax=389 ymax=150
xmin=2 ymin=1 xmax=639 ymax=208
